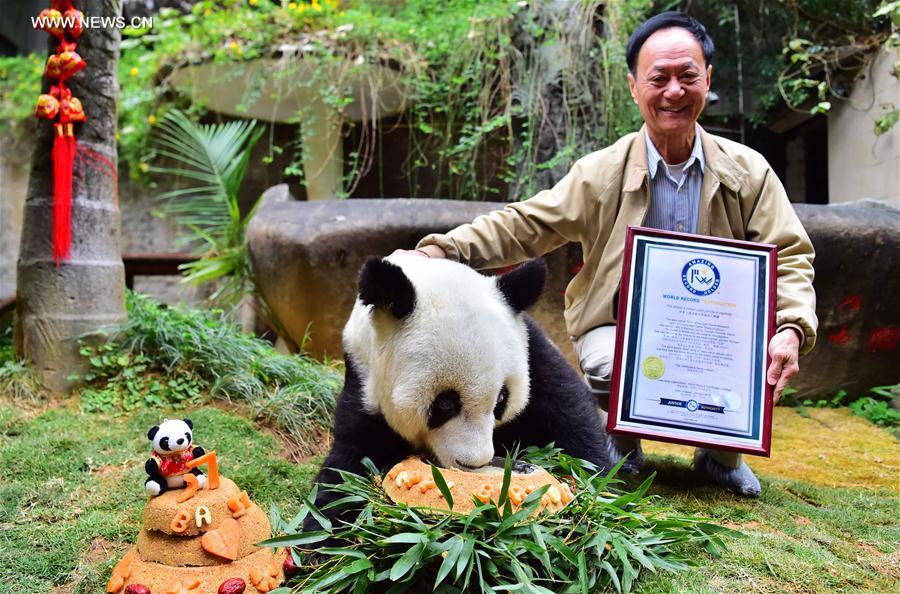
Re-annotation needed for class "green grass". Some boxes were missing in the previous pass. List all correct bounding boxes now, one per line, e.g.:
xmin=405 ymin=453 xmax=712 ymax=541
xmin=0 ymin=401 xmax=321 ymax=594
xmin=0 ymin=397 xmax=897 ymax=593
xmin=627 ymin=455 xmax=900 ymax=593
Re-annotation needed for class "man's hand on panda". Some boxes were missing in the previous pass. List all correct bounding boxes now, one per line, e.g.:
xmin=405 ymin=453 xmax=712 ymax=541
xmin=390 ymin=245 xmax=446 ymax=259
xmin=766 ymin=328 xmax=801 ymax=405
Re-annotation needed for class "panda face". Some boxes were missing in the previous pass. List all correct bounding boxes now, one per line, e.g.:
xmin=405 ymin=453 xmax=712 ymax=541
xmin=148 ymin=418 xmax=193 ymax=455
xmin=345 ymin=255 xmax=543 ymax=469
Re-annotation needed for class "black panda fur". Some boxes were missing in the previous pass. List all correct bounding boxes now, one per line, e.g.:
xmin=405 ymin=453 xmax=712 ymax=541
xmin=304 ymin=257 xmax=610 ymax=534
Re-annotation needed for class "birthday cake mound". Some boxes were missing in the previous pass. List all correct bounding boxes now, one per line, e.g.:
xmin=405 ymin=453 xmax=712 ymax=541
xmin=107 ymin=476 xmax=285 ymax=594
xmin=382 ymin=457 xmax=574 ymax=514
xmin=106 ymin=414 xmax=287 ymax=594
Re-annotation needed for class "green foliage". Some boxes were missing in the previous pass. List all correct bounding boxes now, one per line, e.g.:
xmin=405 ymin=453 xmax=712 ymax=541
xmin=79 ymin=342 xmax=203 ymax=413
xmin=849 ymin=396 xmax=900 ymax=428
xmin=0 ymin=319 xmax=12 ymax=364
xmin=265 ymin=446 xmax=735 ymax=593
xmin=776 ymin=0 xmax=897 ymax=129
xmin=875 ymin=106 xmax=900 ymax=135
xmin=151 ymin=109 xmax=263 ymax=305
xmin=0 ymin=54 xmax=44 ymax=134
xmin=791 ymin=384 xmax=900 ymax=433
xmin=1 ymin=0 xmax=650 ymax=200
xmin=74 ymin=292 xmax=341 ymax=455
xmin=848 ymin=384 xmax=900 ymax=431
xmin=0 ymin=322 xmax=44 ymax=403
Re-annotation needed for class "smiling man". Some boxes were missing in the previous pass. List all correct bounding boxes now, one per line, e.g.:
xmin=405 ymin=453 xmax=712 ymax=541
xmin=399 ymin=12 xmax=817 ymax=498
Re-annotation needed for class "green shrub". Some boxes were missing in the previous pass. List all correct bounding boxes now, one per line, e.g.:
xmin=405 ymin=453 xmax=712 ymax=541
xmin=789 ymin=384 xmax=900 ymax=433
xmin=848 ymin=385 xmax=900 ymax=431
xmin=0 ymin=321 xmax=44 ymax=403
xmin=75 ymin=292 xmax=341 ymax=455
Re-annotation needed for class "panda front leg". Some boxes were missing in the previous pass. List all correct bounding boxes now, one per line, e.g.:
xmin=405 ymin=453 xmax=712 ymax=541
xmin=494 ymin=318 xmax=612 ymax=470
xmin=145 ymin=459 xmax=167 ymax=496
xmin=303 ymin=358 xmax=414 ymax=536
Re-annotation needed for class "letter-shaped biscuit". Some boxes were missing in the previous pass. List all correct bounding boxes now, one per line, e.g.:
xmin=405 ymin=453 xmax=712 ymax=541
xmin=195 ymin=505 xmax=212 ymax=527
xmin=170 ymin=510 xmax=191 ymax=533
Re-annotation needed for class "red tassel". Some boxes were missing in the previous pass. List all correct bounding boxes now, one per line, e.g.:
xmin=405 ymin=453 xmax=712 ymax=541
xmin=52 ymin=123 xmax=76 ymax=265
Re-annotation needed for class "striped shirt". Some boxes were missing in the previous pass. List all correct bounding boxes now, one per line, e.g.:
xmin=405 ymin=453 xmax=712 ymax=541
xmin=643 ymin=125 xmax=705 ymax=234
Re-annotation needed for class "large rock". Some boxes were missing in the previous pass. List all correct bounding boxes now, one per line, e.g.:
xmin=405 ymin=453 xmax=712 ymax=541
xmin=247 ymin=199 xmax=582 ymax=361
xmin=793 ymin=200 xmax=899 ymax=396
xmin=248 ymin=198 xmax=899 ymax=398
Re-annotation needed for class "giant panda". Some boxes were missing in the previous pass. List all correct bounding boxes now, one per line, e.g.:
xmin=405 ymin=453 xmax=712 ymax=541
xmin=305 ymin=255 xmax=610 ymax=530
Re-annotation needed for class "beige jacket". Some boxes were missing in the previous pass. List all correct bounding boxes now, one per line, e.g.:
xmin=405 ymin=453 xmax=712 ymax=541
xmin=418 ymin=126 xmax=818 ymax=355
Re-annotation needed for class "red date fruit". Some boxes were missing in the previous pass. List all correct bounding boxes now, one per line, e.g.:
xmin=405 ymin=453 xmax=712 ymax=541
xmin=124 ymin=586 xmax=151 ymax=594
xmin=283 ymin=551 xmax=299 ymax=577
xmin=218 ymin=577 xmax=246 ymax=594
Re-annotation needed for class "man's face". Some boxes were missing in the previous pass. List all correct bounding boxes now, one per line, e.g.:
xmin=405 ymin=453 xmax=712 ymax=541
xmin=628 ymin=27 xmax=711 ymax=144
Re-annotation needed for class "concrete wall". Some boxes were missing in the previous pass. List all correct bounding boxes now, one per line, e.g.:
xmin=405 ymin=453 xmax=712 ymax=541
xmin=0 ymin=131 xmax=31 ymax=298
xmin=828 ymin=47 xmax=900 ymax=206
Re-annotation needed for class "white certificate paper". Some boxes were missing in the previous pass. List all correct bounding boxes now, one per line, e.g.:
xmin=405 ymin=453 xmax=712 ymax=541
xmin=609 ymin=228 xmax=776 ymax=455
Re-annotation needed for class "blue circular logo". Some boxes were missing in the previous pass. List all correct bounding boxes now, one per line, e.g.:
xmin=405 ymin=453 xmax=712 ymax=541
xmin=686 ymin=399 xmax=699 ymax=412
xmin=681 ymin=258 xmax=720 ymax=296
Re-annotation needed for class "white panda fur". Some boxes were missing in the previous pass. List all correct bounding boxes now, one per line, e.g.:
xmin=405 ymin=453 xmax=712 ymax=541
xmin=305 ymin=256 xmax=610 ymax=533
xmin=344 ymin=254 xmax=531 ymax=469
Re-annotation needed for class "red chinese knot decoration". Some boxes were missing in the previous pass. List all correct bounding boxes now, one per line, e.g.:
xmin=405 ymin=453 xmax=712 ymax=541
xmin=34 ymin=0 xmax=87 ymax=265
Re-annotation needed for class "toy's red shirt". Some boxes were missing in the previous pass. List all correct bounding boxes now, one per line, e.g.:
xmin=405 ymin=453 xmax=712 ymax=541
xmin=153 ymin=447 xmax=195 ymax=477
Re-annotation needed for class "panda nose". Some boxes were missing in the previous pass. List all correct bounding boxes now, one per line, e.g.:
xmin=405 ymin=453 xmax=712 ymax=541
xmin=176 ymin=438 xmax=184 ymax=445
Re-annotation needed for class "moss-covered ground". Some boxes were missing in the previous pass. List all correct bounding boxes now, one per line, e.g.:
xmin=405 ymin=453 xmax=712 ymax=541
xmin=0 ymin=400 xmax=896 ymax=593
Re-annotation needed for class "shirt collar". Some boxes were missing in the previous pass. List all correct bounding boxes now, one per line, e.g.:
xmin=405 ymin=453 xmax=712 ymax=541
xmin=645 ymin=124 xmax=706 ymax=178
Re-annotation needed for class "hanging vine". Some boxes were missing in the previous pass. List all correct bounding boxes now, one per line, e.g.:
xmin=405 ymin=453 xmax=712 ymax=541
xmin=115 ymin=0 xmax=650 ymax=200
xmin=5 ymin=0 xmax=652 ymax=200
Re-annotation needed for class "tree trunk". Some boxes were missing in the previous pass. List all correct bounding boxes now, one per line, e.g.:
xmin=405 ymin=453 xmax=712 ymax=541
xmin=15 ymin=0 xmax=126 ymax=394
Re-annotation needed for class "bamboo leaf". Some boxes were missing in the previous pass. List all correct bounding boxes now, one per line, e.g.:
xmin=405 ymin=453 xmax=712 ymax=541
xmin=434 ymin=537 xmax=463 ymax=589
xmin=390 ymin=542 xmax=425 ymax=581
xmin=382 ymin=532 xmax=429 ymax=545
xmin=577 ymin=551 xmax=589 ymax=594
xmin=529 ymin=523 xmax=553 ymax=574
xmin=497 ymin=455 xmax=513 ymax=509
xmin=455 ymin=537 xmax=475 ymax=580
xmin=257 ymin=531 xmax=329 ymax=547
xmin=302 ymin=493 xmax=332 ymax=533
xmin=600 ymin=559 xmax=623 ymax=593
xmin=431 ymin=463 xmax=455 ymax=510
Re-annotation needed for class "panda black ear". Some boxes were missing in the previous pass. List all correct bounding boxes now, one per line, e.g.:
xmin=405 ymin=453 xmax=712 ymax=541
xmin=183 ymin=418 xmax=193 ymax=429
xmin=496 ymin=259 xmax=546 ymax=313
xmin=147 ymin=426 xmax=159 ymax=441
xmin=358 ymin=257 xmax=416 ymax=319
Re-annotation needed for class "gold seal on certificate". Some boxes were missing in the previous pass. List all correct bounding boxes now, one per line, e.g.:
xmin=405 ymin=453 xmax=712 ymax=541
xmin=608 ymin=227 xmax=777 ymax=456
xmin=641 ymin=356 xmax=665 ymax=380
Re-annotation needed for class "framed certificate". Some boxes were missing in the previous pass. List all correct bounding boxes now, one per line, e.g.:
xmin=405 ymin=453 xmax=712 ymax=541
xmin=608 ymin=226 xmax=777 ymax=456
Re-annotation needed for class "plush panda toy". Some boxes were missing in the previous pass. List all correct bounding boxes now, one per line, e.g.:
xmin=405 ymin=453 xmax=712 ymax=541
xmin=145 ymin=418 xmax=207 ymax=497
xmin=305 ymin=255 xmax=610 ymax=530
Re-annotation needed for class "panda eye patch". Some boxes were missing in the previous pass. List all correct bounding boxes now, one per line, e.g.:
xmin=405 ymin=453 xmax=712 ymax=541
xmin=428 ymin=390 xmax=462 ymax=429
xmin=494 ymin=385 xmax=509 ymax=420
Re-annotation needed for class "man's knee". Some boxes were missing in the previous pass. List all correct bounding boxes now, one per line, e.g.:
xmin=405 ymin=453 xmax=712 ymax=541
xmin=574 ymin=326 xmax=617 ymax=408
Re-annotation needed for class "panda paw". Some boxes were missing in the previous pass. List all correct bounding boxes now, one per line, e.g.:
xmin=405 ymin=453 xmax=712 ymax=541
xmin=145 ymin=480 xmax=162 ymax=496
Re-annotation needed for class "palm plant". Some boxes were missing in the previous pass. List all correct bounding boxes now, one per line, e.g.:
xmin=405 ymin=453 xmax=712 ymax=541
xmin=151 ymin=109 xmax=264 ymax=306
